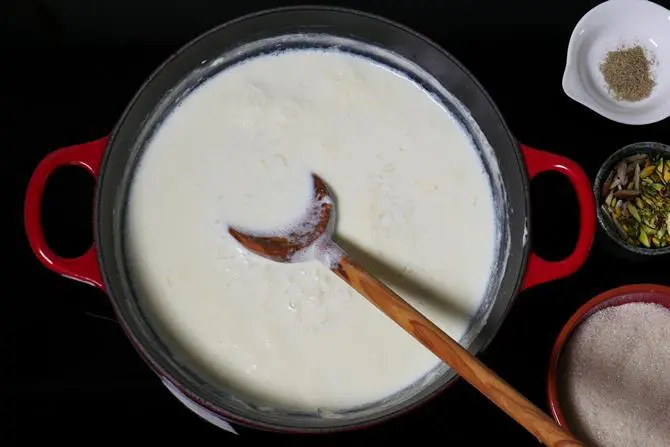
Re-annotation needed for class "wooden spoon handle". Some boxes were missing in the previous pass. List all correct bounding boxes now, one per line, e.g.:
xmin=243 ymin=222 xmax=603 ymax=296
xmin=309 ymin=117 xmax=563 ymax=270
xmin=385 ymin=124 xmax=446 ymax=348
xmin=332 ymin=255 xmax=583 ymax=447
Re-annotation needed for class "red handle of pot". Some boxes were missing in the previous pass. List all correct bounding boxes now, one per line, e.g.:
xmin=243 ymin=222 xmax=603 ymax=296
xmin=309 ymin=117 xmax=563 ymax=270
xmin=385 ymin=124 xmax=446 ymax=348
xmin=24 ymin=137 xmax=108 ymax=289
xmin=520 ymin=144 xmax=595 ymax=291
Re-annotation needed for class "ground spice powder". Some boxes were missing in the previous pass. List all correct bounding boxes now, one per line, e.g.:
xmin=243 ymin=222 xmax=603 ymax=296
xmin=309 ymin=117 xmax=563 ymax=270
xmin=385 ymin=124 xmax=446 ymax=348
xmin=600 ymin=45 xmax=655 ymax=102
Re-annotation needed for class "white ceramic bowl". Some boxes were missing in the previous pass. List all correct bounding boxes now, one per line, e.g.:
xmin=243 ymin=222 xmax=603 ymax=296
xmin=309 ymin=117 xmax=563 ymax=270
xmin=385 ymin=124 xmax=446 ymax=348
xmin=562 ymin=0 xmax=670 ymax=125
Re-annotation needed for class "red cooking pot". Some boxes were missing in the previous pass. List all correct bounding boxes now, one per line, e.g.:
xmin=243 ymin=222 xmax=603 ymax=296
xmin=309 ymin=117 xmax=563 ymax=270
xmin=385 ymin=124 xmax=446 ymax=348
xmin=24 ymin=7 xmax=596 ymax=433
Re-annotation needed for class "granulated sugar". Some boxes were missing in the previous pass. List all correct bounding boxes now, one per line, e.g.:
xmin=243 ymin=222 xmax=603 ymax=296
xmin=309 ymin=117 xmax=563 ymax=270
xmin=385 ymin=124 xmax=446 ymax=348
xmin=559 ymin=302 xmax=670 ymax=447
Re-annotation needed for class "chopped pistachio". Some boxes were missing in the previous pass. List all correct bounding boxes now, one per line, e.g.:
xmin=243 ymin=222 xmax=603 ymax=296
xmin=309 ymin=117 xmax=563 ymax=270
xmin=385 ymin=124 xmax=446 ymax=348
xmin=641 ymin=165 xmax=656 ymax=178
xmin=643 ymin=224 xmax=656 ymax=235
xmin=627 ymin=202 xmax=641 ymax=222
xmin=639 ymin=229 xmax=651 ymax=247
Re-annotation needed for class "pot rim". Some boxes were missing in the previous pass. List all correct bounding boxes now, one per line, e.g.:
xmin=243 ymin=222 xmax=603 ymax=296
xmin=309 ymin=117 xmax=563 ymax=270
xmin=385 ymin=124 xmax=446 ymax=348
xmin=95 ymin=5 xmax=528 ymax=432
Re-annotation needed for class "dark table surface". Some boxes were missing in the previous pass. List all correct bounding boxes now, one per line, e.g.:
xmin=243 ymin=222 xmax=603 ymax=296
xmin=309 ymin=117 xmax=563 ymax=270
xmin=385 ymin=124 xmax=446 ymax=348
xmin=2 ymin=0 xmax=669 ymax=444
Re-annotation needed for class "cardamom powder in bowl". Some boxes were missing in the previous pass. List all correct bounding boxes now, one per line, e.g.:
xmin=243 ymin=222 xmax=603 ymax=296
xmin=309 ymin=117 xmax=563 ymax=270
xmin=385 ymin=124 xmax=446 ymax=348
xmin=562 ymin=0 xmax=670 ymax=125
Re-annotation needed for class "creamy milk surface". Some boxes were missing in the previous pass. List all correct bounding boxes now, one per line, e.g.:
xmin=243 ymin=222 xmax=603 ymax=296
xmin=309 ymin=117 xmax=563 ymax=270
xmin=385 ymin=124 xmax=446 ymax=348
xmin=126 ymin=49 xmax=497 ymax=411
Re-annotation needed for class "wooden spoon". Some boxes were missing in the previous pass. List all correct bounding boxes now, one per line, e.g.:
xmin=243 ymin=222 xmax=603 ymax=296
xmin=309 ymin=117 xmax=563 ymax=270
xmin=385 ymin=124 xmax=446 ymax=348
xmin=229 ymin=174 xmax=583 ymax=447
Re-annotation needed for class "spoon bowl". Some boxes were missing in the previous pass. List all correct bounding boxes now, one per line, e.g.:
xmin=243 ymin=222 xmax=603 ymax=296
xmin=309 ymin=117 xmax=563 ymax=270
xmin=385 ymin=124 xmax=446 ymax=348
xmin=229 ymin=174 xmax=337 ymax=263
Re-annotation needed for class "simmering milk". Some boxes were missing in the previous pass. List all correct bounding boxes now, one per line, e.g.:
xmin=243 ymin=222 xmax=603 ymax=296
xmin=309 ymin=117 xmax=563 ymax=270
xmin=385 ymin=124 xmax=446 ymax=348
xmin=126 ymin=48 xmax=497 ymax=411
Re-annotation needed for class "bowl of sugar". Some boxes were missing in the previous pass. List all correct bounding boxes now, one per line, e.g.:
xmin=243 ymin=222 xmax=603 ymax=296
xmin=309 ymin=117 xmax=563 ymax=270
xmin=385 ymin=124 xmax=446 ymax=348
xmin=547 ymin=284 xmax=670 ymax=447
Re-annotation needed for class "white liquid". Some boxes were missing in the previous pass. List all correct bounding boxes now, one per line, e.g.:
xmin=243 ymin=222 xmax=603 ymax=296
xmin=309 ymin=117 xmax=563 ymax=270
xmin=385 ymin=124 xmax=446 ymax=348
xmin=126 ymin=49 xmax=497 ymax=411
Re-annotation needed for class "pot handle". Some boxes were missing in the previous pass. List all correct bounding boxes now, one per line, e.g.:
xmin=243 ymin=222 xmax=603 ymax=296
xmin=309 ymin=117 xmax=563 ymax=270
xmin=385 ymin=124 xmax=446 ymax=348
xmin=24 ymin=137 xmax=108 ymax=289
xmin=519 ymin=144 xmax=595 ymax=290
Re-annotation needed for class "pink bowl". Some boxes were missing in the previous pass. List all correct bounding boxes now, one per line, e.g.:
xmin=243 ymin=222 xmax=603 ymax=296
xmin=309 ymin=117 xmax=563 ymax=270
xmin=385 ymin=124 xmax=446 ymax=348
xmin=547 ymin=283 xmax=670 ymax=434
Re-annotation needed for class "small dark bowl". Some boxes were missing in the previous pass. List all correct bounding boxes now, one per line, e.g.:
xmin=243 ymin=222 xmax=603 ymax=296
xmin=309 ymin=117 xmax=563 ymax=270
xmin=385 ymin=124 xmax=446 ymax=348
xmin=593 ymin=141 xmax=670 ymax=258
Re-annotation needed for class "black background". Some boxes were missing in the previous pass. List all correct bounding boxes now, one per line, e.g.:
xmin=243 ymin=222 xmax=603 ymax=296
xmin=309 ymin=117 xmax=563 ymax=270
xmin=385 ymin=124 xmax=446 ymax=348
xmin=2 ymin=0 xmax=669 ymax=444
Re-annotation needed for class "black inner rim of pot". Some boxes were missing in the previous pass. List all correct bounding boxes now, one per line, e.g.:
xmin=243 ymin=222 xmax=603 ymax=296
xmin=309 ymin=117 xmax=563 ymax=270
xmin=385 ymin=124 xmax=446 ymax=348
xmin=96 ymin=7 xmax=528 ymax=431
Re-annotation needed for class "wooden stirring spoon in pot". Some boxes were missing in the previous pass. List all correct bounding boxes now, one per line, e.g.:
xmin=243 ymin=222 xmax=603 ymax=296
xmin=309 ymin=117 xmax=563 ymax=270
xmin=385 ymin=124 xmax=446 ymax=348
xmin=229 ymin=174 xmax=583 ymax=447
